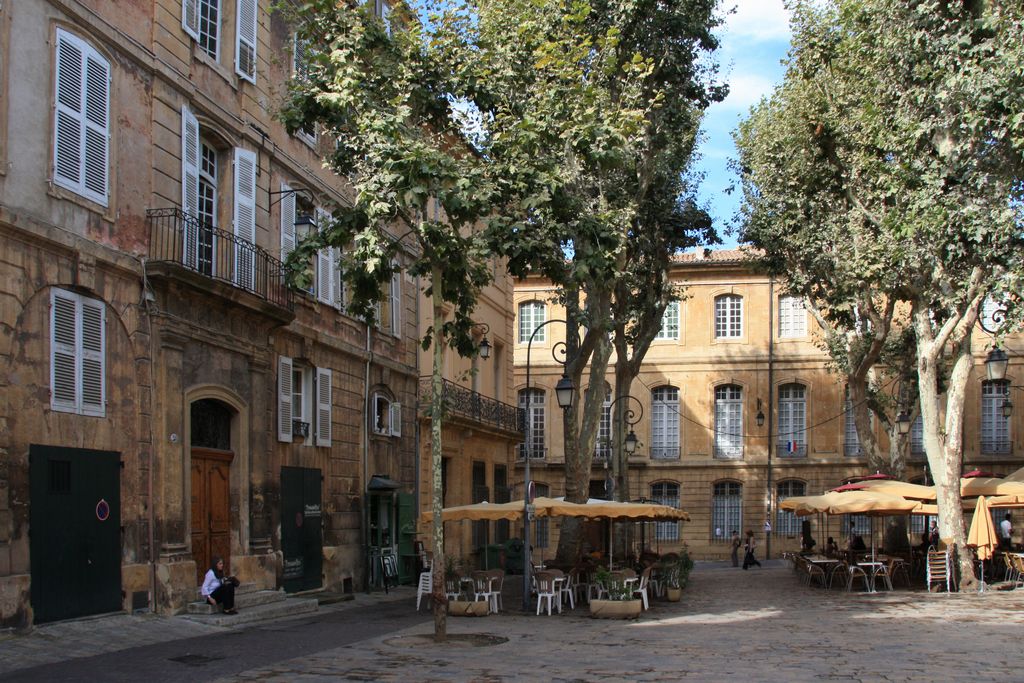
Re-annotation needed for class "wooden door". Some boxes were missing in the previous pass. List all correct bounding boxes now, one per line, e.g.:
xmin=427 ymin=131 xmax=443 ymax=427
xmin=191 ymin=448 xmax=233 ymax=584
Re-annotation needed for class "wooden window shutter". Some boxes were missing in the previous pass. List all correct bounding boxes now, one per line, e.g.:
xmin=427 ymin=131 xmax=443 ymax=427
xmin=389 ymin=402 xmax=402 ymax=437
xmin=50 ymin=289 xmax=79 ymax=412
xmin=279 ymin=182 xmax=295 ymax=262
xmin=182 ymin=0 xmax=200 ymax=41
xmin=232 ymin=148 xmax=257 ymax=290
xmin=315 ymin=367 xmax=332 ymax=446
xmin=79 ymin=296 xmax=106 ymax=416
xmin=332 ymin=248 xmax=344 ymax=310
xmin=181 ymin=106 xmax=200 ymax=268
xmin=235 ymin=0 xmax=258 ymax=83
xmin=278 ymin=355 xmax=293 ymax=443
xmin=54 ymin=30 xmax=109 ymax=206
xmin=316 ymin=247 xmax=332 ymax=304
xmin=389 ymin=263 xmax=401 ymax=336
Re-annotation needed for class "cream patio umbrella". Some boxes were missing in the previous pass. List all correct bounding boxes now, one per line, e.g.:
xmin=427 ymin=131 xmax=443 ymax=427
xmin=419 ymin=499 xmax=530 ymax=524
xmin=967 ymin=496 xmax=998 ymax=592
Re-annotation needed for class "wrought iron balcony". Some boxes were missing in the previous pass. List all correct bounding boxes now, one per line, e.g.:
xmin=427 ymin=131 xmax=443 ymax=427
xmin=419 ymin=377 xmax=524 ymax=435
xmin=982 ymin=439 xmax=1011 ymax=455
xmin=650 ymin=446 xmax=680 ymax=460
xmin=777 ymin=442 xmax=808 ymax=458
xmin=517 ymin=444 xmax=547 ymax=460
xmin=147 ymin=208 xmax=292 ymax=309
xmin=593 ymin=445 xmax=612 ymax=463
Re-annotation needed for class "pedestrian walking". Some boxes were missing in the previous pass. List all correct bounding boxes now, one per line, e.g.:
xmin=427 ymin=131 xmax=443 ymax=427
xmin=730 ymin=530 xmax=741 ymax=567
xmin=742 ymin=530 xmax=761 ymax=569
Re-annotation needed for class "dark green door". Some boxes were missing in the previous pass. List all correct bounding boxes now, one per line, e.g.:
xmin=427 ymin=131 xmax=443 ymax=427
xmin=396 ymin=492 xmax=415 ymax=584
xmin=281 ymin=467 xmax=322 ymax=593
xmin=30 ymin=445 xmax=121 ymax=623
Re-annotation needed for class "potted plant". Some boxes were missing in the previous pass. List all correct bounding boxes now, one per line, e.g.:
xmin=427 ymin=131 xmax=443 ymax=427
xmin=589 ymin=566 xmax=643 ymax=619
xmin=662 ymin=550 xmax=693 ymax=602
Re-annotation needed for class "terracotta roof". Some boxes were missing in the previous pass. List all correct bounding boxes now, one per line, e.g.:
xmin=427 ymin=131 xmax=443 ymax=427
xmin=671 ymin=247 xmax=761 ymax=264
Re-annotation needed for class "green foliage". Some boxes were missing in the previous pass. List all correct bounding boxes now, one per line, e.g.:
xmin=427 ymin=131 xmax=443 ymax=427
xmin=593 ymin=566 xmax=635 ymax=600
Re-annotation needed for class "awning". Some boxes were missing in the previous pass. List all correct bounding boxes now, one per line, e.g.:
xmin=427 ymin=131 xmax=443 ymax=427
xmin=367 ymin=474 xmax=402 ymax=491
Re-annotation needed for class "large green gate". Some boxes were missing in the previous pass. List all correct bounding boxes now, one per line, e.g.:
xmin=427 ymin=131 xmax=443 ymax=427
xmin=29 ymin=445 xmax=122 ymax=623
xmin=281 ymin=466 xmax=323 ymax=593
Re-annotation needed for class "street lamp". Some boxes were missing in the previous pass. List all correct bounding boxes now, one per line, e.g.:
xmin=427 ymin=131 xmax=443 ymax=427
xmin=604 ymin=394 xmax=643 ymax=499
xmin=521 ymin=318 xmax=575 ymax=611
xmin=756 ymin=398 xmax=765 ymax=427
xmin=472 ymin=322 xmax=492 ymax=360
xmin=896 ymin=410 xmax=912 ymax=435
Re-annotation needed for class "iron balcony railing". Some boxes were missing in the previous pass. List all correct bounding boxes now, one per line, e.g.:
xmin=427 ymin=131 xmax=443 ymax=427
xmin=593 ymin=445 xmax=612 ymax=462
xmin=777 ymin=442 xmax=808 ymax=458
xmin=650 ymin=445 xmax=680 ymax=460
xmin=147 ymin=208 xmax=292 ymax=309
xmin=517 ymin=444 xmax=547 ymax=460
xmin=982 ymin=439 xmax=1011 ymax=455
xmin=420 ymin=377 xmax=524 ymax=434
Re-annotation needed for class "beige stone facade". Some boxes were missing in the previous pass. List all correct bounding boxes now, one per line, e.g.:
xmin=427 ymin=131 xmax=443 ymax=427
xmin=513 ymin=250 xmax=1024 ymax=561
xmin=0 ymin=0 xmax=418 ymax=627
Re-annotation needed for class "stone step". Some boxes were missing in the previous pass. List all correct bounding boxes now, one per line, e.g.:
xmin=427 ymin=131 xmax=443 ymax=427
xmin=186 ymin=587 xmax=287 ymax=614
xmin=181 ymin=595 xmax=319 ymax=626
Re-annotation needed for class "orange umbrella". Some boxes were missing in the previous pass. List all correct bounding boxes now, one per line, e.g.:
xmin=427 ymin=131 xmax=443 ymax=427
xmin=967 ymin=496 xmax=998 ymax=592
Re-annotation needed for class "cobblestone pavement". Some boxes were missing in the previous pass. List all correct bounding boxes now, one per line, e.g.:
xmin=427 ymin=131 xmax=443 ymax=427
xmin=221 ymin=563 xmax=1024 ymax=683
xmin=2 ymin=564 xmax=1023 ymax=682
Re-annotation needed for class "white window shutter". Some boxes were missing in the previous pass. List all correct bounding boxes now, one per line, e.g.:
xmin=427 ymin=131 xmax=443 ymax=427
xmin=181 ymin=106 xmax=200 ymax=267
xmin=182 ymin=0 xmax=200 ymax=40
xmin=332 ymin=248 xmax=344 ymax=310
xmin=279 ymin=182 xmax=295 ymax=262
xmin=235 ymin=0 xmax=258 ymax=83
xmin=389 ymin=402 xmax=402 ymax=437
xmin=79 ymin=297 xmax=105 ymax=416
xmin=316 ymin=247 xmax=331 ymax=304
xmin=315 ymin=367 xmax=332 ymax=446
xmin=54 ymin=30 xmax=109 ymax=207
xmin=278 ymin=356 xmax=293 ymax=443
xmin=389 ymin=264 xmax=401 ymax=336
xmin=232 ymin=148 xmax=257 ymax=290
xmin=50 ymin=290 xmax=79 ymax=412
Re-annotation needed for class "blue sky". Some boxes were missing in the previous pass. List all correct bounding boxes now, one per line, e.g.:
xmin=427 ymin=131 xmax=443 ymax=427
xmin=694 ymin=1 xmax=793 ymax=248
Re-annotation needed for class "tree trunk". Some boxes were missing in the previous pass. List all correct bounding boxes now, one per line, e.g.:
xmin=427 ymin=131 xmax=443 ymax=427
xmin=429 ymin=262 xmax=448 ymax=639
xmin=848 ymin=376 xmax=886 ymax=472
xmin=913 ymin=308 xmax=975 ymax=592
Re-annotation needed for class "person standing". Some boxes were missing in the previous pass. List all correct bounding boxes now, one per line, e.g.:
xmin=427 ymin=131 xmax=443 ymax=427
xmin=1000 ymin=513 xmax=1013 ymax=552
xmin=730 ymin=530 xmax=741 ymax=567
xmin=742 ymin=530 xmax=761 ymax=569
xmin=201 ymin=556 xmax=238 ymax=614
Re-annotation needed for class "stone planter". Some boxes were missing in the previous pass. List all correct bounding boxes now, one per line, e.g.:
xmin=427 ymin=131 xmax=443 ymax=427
xmin=666 ymin=587 xmax=682 ymax=602
xmin=448 ymin=600 xmax=489 ymax=616
xmin=589 ymin=599 xmax=642 ymax=619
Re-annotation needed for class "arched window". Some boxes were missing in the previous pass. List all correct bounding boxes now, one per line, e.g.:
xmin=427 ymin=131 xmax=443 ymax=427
xmin=191 ymin=398 xmax=233 ymax=450
xmin=711 ymin=481 xmax=742 ymax=542
xmin=777 ymin=384 xmax=807 ymax=457
xmin=651 ymin=386 xmax=679 ymax=460
xmin=714 ymin=385 xmax=743 ymax=459
xmin=911 ymin=413 xmax=925 ymax=455
xmin=587 ymin=386 xmax=612 ymax=461
xmin=775 ymin=480 xmax=805 ymax=536
xmin=518 ymin=301 xmax=546 ymax=343
xmin=651 ymin=482 xmax=680 ymax=541
xmin=518 ymin=388 xmax=545 ymax=459
xmin=981 ymin=380 xmax=1010 ymax=454
xmin=714 ymin=294 xmax=743 ymax=339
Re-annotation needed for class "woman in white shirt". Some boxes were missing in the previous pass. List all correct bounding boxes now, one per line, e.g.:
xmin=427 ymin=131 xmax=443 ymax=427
xmin=201 ymin=556 xmax=237 ymax=614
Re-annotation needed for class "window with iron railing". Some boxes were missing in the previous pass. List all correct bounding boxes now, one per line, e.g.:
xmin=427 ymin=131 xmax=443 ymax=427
xmin=775 ymin=480 xmax=805 ymax=536
xmin=651 ymin=482 xmax=680 ymax=541
xmin=651 ymin=386 xmax=679 ymax=460
xmin=981 ymin=380 xmax=1010 ymax=454
xmin=711 ymin=481 xmax=742 ymax=542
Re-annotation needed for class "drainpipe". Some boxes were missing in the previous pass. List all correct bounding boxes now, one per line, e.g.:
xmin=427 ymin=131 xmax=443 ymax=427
xmin=362 ymin=326 xmax=374 ymax=592
xmin=413 ymin=275 xmax=421 ymax=537
xmin=142 ymin=258 xmax=158 ymax=613
xmin=766 ymin=277 xmax=775 ymax=560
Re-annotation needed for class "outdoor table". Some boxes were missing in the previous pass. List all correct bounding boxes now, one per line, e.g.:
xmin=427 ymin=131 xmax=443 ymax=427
xmin=857 ymin=561 xmax=888 ymax=592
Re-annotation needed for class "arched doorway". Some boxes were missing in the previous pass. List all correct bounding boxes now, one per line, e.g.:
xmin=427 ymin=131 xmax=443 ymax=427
xmin=190 ymin=398 xmax=235 ymax=584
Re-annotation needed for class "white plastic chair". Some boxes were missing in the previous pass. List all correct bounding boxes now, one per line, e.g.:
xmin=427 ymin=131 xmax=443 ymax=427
xmin=444 ymin=576 xmax=462 ymax=602
xmin=416 ymin=569 xmax=433 ymax=611
xmin=559 ymin=569 xmax=577 ymax=609
xmin=470 ymin=571 xmax=497 ymax=614
xmin=633 ymin=567 xmax=651 ymax=610
xmin=486 ymin=569 xmax=505 ymax=613
xmin=535 ymin=571 xmax=560 ymax=615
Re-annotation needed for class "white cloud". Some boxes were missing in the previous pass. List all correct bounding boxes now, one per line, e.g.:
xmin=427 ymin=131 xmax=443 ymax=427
xmin=720 ymin=0 xmax=792 ymax=42
xmin=716 ymin=73 xmax=778 ymax=112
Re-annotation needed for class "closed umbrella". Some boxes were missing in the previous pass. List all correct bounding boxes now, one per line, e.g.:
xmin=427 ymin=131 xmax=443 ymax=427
xmin=967 ymin=495 xmax=998 ymax=592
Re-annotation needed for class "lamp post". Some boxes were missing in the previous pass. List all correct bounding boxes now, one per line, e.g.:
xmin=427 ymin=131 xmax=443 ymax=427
xmin=605 ymin=394 xmax=643 ymax=501
xmin=521 ymin=318 xmax=575 ymax=611
xmin=472 ymin=322 xmax=492 ymax=360
xmin=981 ymin=308 xmax=1021 ymax=424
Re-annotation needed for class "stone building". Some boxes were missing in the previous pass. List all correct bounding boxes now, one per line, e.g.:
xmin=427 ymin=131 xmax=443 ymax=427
xmin=512 ymin=249 xmax=1024 ymax=560
xmin=0 ymin=0 xmax=418 ymax=628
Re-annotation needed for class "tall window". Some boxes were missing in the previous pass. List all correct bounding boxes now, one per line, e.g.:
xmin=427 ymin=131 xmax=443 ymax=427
xmin=50 ymin=289 xmax=106 ymax=416
xmin=714 ymin=385 xmax=743 ymax=459
xmin=777 ymin=384 xmax=807 ymax=457
xmin=594 ymin=387 xmax=612 ymax=461
xmin=471 ymin=461 xmax=489 ymax=549
xmin=714 ymin=294 xmax=743 ymax=339
xmin=277 ymin=356 xmax=333 ymax=446
xmin=518 ymin=301 xmax=546 ymax=343
xmin=911 ymin=414 xmax=925 ymax=455
xmin=712 ymin=481 xmax=742 ymax=541
xmin=651 ymin=482 xmax=680 ymax=541
xmin=534 ymin=483 xmax=550 ymax=548
xmin=909 ymin=476 xmax=929 ymax=536
xmin=197 ymin=0 xmax=220 ymax=58
xmin=844 ymin=389 xmax=862 ymax=456
xmin=195 ymin=141 xmax=217 ymax=275
xmin=981 ymin=380 xmax=1010 ymax=454
xmin=651 ymin=386 xmax=680 ymax=459
xmin=53 ymin=30 xmax=110 ymax=206
xmin=778 ymin=296 xmax=806 ymax=338
xmin=776 ymin=480 xmax=805 ymax=536
xmin=518 ymin=388 xmax=545 ymax=459
xmin=655 ymin=301 xmax=680 ymax=340
xmin=846 ymin=514 xmax=870 ymax=543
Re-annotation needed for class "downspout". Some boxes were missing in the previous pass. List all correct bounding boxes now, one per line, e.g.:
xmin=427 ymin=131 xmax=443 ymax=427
xmin=362 ymin=326 xmax=374 ymax=592
xmin=141 ymin=258 xmax=158 ymax=613
xmin=413 ymin=275 xmax=421 ymax=535
xmin=766 ymin=277 xmax=775 ymax=560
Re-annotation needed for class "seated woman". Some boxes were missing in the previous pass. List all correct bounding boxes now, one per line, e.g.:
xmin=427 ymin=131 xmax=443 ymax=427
xmin=201 ymin=555 xmax=238 ymax=615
